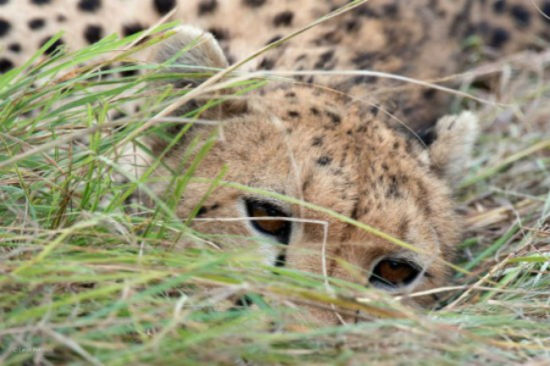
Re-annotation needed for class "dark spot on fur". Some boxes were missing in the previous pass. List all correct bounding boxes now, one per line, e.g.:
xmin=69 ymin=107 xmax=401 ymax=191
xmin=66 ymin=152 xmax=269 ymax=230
xmin=234 ymin=295 xmax=253 ymax=308
xmin=311 ymin=136 xmax=323 ymax=146
xmin=357 ymin=5 xmax=378 ymax=17
xmin=266 ymin=35 xmax=282 ymax=45
xmin=40 ymin=36 xmax=64 ymax=55
xmin=317 ymin=155 xmax=332 ymax=166
xmin=287 ymin=110 xmax=300 ymax=118
xmin=489 ymin=27 xmax=509 ymax=48
xmin=153 ymin=0 xmax=176 ymax=15
xmin=543 ymin=2 xmax=550 ymax=21
xmin=0 ymin=0 xmax=7 ymax=4
xmin=198 ymin=0 xmax=217 ymax=15
xmin=208 ymin=27 xmax=228 ymax=40
xmin=197 ymin=207 xmax=208 ymax=216
xmin=31 ymin=0 xmax=51 ymax=4
xmin=28 ymin=18 xmax=46 ymax=30
xmin=423 ymin=88 xmax=436 ymax=100
xmin=310 ymin=107 xmax=320 ymax=116
xmin=314 ymin=50 xmax=334 ymax=69
xmin=119 ymin=62 xmax=138 ymax=77
xmin=325 ymin=110 xmax=341 ymax=124
xmin=273 ymin=11 xmax=293 ymax=27
xmin=285 ymin=91 xmax=296 ymax=98
xmin=352 ymin=75 xmax=378 ymax=84
xmin=275 ymin=252 xmax=287 ymax=266
xmin=243 ymin=0 xmax=265 ymax=7
xmin=258 ymin=58 xmax=274 ymax=70
xmin=0 ymin=18 xmax=10 ymax=37
xmin=77 ymin=0 xmax=101 ymax=12
xmin=493 ymin=0 xmax=506 ymax=13
xmin=345 ymin=19 xmax=361 ymax=32
xmin=8 ymin=43 xmax=21 ymax=53
xmin=383 ymin=4 xmax=398 ymax=17
xmin=112 ymin=111 xmax=126 ymax=120
xmin=0 ymin=58 xmax=13 ymax=73
xmin=510 ymin=5 xmax=531 ymax=27
xmin=123 ymin=23 xmax=144 ymax=37
xmin=56 ymin=14 xmax=67 ymax=22
xmin=314 ymin=30 xmax=340 ymax=45
xmin=84 ymin=24 xmax=103 ymax=44
xmin=295 ymin=54 xmax=307 ymax=62
xmin=351 ymin=52 xmax=375 ymax=69
xmin=226 ymin=53 xmax=236 ymax=65
xmin=211 ymin=203 xmax=220 ymax=210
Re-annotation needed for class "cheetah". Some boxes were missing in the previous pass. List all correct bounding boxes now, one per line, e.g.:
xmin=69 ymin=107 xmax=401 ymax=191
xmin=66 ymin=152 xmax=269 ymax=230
xmin=1 ymin=0 xmax=549 ymax=323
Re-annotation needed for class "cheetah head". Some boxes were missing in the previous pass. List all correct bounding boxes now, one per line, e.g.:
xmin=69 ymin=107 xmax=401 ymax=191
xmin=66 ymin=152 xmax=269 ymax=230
xmin=141 ymin=26 xmax=479 ymax=323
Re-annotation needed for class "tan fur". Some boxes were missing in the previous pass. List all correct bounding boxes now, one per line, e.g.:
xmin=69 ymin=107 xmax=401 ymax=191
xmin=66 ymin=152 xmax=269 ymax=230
xmin=1 ymin=0 xmax=548 ymax=323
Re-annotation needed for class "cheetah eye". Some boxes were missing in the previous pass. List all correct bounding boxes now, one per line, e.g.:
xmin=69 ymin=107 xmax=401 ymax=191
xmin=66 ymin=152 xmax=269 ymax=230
xmin=369 ymin=258 xmax=421 ymax=289
xmin=244 ymin=199 xmax=291 ymax=245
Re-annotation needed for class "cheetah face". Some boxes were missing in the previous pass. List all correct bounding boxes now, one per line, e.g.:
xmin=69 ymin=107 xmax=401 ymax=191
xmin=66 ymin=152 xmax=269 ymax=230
xmin=146 ymin=27 xmax=479 ymax=323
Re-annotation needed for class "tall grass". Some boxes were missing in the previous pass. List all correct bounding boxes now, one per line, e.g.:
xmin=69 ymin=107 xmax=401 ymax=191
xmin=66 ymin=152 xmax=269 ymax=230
xmin=0 ymin=17 xmax=549 ymax=366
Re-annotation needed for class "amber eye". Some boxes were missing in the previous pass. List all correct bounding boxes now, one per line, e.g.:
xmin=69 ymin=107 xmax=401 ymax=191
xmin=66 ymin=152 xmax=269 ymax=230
xmin=369 ymin=258 xmax=421 ymax=289
xmin=244 ymin=199 xmax=291 ymax=244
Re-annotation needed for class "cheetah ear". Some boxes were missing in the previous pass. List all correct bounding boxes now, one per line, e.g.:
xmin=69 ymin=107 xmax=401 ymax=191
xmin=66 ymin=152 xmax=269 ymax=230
xmin=427 ymin=111 xmax=480 ymax=185
xmin=152 ymin=25 xmax=229 ymax=81
xmin=150 ymin=25 xmax=247 ymax=116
